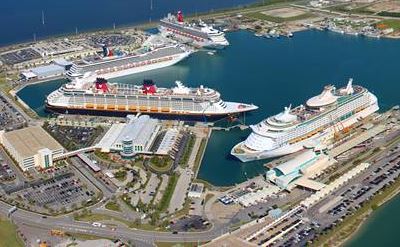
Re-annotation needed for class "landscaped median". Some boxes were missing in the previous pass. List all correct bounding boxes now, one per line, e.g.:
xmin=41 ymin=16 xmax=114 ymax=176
xmin=158 ymin=174 xmax=179 ymax=212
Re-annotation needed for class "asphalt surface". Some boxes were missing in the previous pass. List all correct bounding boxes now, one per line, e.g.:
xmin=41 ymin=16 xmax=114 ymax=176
xmin=0 ymin=200 xmax=226 ymax=244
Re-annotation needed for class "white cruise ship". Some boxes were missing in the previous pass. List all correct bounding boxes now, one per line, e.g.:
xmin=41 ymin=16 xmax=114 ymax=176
xmin=46 ymin=78 xmax=258 ymax=121
xmin=159 ymin=11 xmax=229 ymax=49
xmin=66 ymin=38 xmax=191 ymax=82
xmin=231 ymin=79 xmax=379 ymax=162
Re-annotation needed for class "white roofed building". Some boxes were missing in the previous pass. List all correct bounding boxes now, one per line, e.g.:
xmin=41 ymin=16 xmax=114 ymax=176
xmin=97 ymin=115 xmax=160 ymax=156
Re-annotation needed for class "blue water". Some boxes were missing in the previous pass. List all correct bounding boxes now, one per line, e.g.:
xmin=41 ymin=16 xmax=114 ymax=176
xmin=345 ymin=194 xmax=400 ymax=247
xmin=0 ymin=0 xmax=257 ymax=46
xmin=18 ymin=30 xmax=400 ymax=186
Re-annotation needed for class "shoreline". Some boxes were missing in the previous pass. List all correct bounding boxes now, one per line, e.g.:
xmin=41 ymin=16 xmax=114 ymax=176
xmin=340 ymin=185 xmax=400 ymax=246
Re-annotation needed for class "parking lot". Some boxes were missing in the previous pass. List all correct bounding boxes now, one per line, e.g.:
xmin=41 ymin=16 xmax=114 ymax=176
xmin=0 ymin=160 xmax=15 ymax=182
xmin=271 ymin=144 xmax=400 ymax=247
xmin=44 ymin=123 xmax=103 ymax=150
xmin=0 ymin=48 xmax=41 ymax=65
xmin=170 ymin=215 xmax=210 ymax=232
xmin=15 ymin=172 xmax=95 ymax=211
xmin=0 ymin=93 xmax=27 ymax=131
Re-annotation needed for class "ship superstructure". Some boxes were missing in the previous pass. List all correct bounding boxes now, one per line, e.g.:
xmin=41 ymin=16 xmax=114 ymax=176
xmin=66 ymin=36 xmax=191 ymax=82
xmin=159 ymin=11 xmax=229 ymax=49
xmin=231 ymin=79 xmax=379 ymax=162
xmin=46 ymin=78 xmax=258 ymax=120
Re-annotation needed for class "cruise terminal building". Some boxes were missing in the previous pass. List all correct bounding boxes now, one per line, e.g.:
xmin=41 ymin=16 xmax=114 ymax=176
xmin=0 ymin=126 xmax=64 ymax=171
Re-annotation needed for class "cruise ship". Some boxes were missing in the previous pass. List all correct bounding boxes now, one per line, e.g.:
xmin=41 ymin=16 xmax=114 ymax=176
xmin=45 ymin=78 xmax=258 ymax=120
xmin=159 ymin=11 xmax=229 ymax=49
xmin=231 ymin=79 xmax=379 ymax=162
xmin=66 ymin=39 xmax=191 ymax=82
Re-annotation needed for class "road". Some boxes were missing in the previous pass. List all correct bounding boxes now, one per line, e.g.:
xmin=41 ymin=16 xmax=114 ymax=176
xmin=0 ymin=199 xmax=226 ymax=244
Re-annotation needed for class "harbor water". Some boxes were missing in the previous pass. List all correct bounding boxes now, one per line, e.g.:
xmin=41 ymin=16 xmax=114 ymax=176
xmin=345 ymin=193 xmax=400 ymax=247
xmin=18 ymin=30 xmax=400 ymax=187
xmin=0 ymin=0 xmax=257 ymax=46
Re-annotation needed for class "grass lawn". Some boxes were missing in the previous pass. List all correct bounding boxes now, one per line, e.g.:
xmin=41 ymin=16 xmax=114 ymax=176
xmin=377 ymin=19 xmax=400 ymax=31
xmin=0 ymin=217 xmax=24 ymax=247
xmin=74 ymin=213 xmax=132 ymax=227
xmin=149 ymin=156 xmax=174 ymax=173
xmin=158 ymin=174 xmax=179 ymax=212
xmin=105 ymin=201 xmax=121 ymax=212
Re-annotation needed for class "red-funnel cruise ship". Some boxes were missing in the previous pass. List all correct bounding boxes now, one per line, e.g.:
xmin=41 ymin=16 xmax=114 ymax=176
xmin=159 ymin=11 xmax=229 ymax=49
xmin=46 ymin=78 xmax=258 ymax=121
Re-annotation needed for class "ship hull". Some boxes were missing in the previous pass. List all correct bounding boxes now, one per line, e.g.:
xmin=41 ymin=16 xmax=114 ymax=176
xmin=159 ymin=26 xmax=228 ymax=49
xmin=45 ymin=103 xmax=248 ymax=122
xmin=232 ymin=101 xmax=379 ymax=162
xmin=68 ymin=51 xmax=191 ymax=81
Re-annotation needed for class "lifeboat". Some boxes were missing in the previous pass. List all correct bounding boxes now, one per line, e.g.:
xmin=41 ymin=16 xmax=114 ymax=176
xmin=85 ymin=103 xmax=94 ymax=109
xmin=117 ymin=105 xmax=126 ymax=111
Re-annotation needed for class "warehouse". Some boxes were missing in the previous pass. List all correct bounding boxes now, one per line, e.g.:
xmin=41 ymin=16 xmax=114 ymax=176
xmin=0 ymin=126 xmax=64 ymax=171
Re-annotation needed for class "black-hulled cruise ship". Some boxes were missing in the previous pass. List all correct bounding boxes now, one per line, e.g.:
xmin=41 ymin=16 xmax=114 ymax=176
xmin=46 ymin=78 xmax=258 ymax=120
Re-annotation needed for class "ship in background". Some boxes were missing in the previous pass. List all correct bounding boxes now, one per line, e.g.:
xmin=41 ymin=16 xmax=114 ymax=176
xmin=66 ymin=35 xmax=192 ymax=82
xmin=159 ymin=11 xmax=229 ymax=49
xmin=45 ymin=78 xmax=258 ymax=121
xmin=231 ymin=79 xmax=379 ymax=162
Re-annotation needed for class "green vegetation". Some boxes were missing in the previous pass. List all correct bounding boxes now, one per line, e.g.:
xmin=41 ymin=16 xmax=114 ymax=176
xmin=114 ymin=169 xmax=127 ymax=182
xmin=193 ymin=138 xmax=207 ymax=176
xmin=376 ymin=19 xmax=400 ymax=31
xmin=179 ymin=135 xmax=195 ymax=167
xmin=105 ymin=200 xmax=121 ymax=212
xmin=378 ymin=11 xmax=400 ymax=18
xmin=245 ymin=11 xmax=314 ymax=23
xmin=149 ymin=156 xmax=174 ymax=173
xmin=0 ymin=217 xmax=24 ymax=247
xmin=74 ymin=211 xmax=133 ymax=227
xmin=94 ymin=150 xmax=112 ymax=162
xmin=158 ymin=174 xmax=178 ymax=212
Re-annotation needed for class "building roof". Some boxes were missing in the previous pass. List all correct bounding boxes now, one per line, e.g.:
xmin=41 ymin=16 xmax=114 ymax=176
xmin=77 ymin=154 xmax=100 ymax=172
xmin=157 ymin=128 xmax=179 ymax=155
xmin=3 ymin=126 xmax=63 ymax=158
xmin=30 ymin=64 xmax=64 ymax=76
xmin=294 ymin=177 xmax=326 ymax=191
xmin=53 ymin=58 xmax=73 ymax=66
xmin=21 ymin=71 xmax=37 ymax=79
xmin=115 ymin=115 xmax=158 ymax=147
xmin=275 ymin=150 xmax=317 ymax=175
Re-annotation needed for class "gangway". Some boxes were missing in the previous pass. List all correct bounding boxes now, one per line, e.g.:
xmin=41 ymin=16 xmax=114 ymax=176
xmin=53 ymin=146 xmax=97 ymax=161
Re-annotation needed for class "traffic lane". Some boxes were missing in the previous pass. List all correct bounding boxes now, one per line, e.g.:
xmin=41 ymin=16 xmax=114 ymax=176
xmin=0 ymin=201 xmax=223 ymax=242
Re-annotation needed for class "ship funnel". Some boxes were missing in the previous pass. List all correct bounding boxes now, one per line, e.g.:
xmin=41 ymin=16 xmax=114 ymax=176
xmin=102 ymin=45 xmax=113 ymax=57
xmin=177 ymin=11 xmax=184 ymax=23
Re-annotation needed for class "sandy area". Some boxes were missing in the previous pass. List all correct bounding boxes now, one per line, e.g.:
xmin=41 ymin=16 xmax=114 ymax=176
xmin=367 ymin=1 xmax=400 ymax=13
xmin=261 ymin=7 xmax=306 ymax=18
